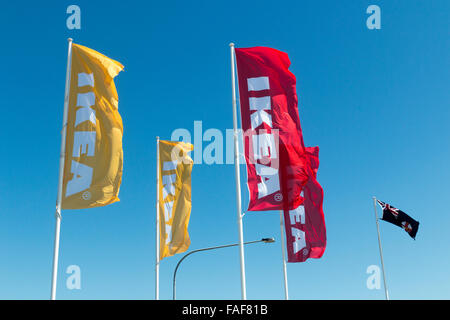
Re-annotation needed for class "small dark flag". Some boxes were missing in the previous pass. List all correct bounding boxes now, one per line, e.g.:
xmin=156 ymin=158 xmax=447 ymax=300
xmin=377 ymin=200 xmax=420 ymax=239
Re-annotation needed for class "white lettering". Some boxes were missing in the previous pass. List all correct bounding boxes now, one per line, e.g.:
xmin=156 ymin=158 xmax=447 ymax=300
xmin=255 ymin=163 xmax=280 ymax=198
xmin=75 ymin=92 xmax=96 ymax=126
xmin=164 ymin=201 xmax=174 ymax=221
xmin=162 ymin=174 xmax=176 ymax=199
xmin=72 ymin=131 xmax=96 ymax=157
xmin=65 ymin=160 xmax=93 ymax=197
xmin=163 ymin=161 xmax=178 ymax=171
xmin=247 ymin=77 xmax=269 ymax=91
xmin=249 ymin=96 xmax=272 ymax=129
xmin=252 ymin=133 xmax=277 ymax=161
xmin=289 ymin=206 xmax=305 ymax=225
xmin=78 ymin=73 xmax=94 ymax=87
xmin=291 ymin=227 xmax=306 ymax=254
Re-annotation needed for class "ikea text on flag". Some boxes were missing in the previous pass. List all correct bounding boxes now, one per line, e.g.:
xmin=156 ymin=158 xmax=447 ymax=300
xmin=62 ymin=43 xmax=124 ymax=209
xmin=284 ymin=147 xmax=326 ymax=262
xmin=158 ymin=140 xmax=194 ymax=260
xmin=234 ymin=47 xmax=310 ymax=212
xmin=235 ymin=46 xmax=326 ymax=262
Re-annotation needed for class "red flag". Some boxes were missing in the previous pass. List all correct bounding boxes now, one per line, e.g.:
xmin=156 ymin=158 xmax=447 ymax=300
xmin=283 ymin=147 xmax=326 ymax=262
xmin=235 ymin=46 xmax=326 ymax=262
xmin=235 ymin=47 xmax=310 ymax=211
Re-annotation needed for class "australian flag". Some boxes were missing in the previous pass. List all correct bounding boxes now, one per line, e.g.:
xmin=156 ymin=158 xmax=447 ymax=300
xmin=377 ymin=200 xmax=420 ymax=239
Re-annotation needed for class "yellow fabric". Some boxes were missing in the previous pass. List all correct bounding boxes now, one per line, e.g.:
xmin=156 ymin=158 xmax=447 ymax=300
xmin=62 ymin=43 xmax=124 ymax=209
xmin=159 ymin=140 xmax=194 ymax=260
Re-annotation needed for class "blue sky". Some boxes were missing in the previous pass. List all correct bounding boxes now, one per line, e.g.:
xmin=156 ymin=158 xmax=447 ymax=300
xmin=0 ymin=0 xmax=449 ymax=300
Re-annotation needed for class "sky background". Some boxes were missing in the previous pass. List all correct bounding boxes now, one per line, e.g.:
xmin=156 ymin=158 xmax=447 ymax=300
xmin=0 ymin=0 xmax=449 ymax=300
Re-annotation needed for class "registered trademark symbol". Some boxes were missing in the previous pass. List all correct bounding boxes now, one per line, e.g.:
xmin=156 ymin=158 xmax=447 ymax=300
xmin=274 ymin=193 xmax=283 ymax=202
xmin=82 ymin=191 xmax=91 ymax=200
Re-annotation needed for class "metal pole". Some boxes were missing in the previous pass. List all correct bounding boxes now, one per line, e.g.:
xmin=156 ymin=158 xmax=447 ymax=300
xmin=229 ymin=42 xmax=247 ymax=300
xmin=373 ymin=196 xmax=389 ymax=300
xmin=173 ymin=239 xmax=275 ymax=300
xmin=51 ymin=38 xmax=73 ymax=300
xmin=155 ymin=136 xmax=160 ymax=300
xmin=279 ymin=211 xmax=289 ymax=300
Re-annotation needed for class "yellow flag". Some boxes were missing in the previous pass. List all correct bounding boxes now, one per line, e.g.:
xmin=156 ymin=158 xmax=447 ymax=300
xmin=159 ymin=140 xmax=193 ymax=260
xmin=62 ymin=43 xmax=124 ymax=209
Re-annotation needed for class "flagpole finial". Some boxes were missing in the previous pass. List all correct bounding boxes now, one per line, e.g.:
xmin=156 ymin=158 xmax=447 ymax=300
xmin=68 ymin=38 xmax=73 ymax=42
xmin=229 ymin=43 xmax=235 ymax=47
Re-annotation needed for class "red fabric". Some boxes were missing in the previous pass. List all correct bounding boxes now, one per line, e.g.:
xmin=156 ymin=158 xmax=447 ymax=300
xmin=235 ymin=47 xmax=310 ymax=211
xmin=235 ymin=46 xmax=326 ymax=262
xmin=284 ymin=147 xmax=326 ymax=262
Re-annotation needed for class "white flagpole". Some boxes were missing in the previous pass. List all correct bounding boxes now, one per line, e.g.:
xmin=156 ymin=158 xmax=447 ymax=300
xmin=372 ymin=196 xmax=390 ymax=300
xmin=229 ymin=42 xmax=247 ymax=300
xmin=279 ymin=210 xmax=289 ymax=300
xmin=155 ymin=136 xmax=160 ymax=300
xmin=51 ymin=38 xmax=73 ymax=300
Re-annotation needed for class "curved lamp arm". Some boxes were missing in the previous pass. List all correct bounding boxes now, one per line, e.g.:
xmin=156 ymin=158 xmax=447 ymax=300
xmin=173 ymin=238 xmax=275 ymax=300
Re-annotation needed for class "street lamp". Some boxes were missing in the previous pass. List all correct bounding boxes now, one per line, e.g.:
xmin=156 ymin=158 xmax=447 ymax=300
xmin=173 ymin=238 xmax=275 ymax=300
